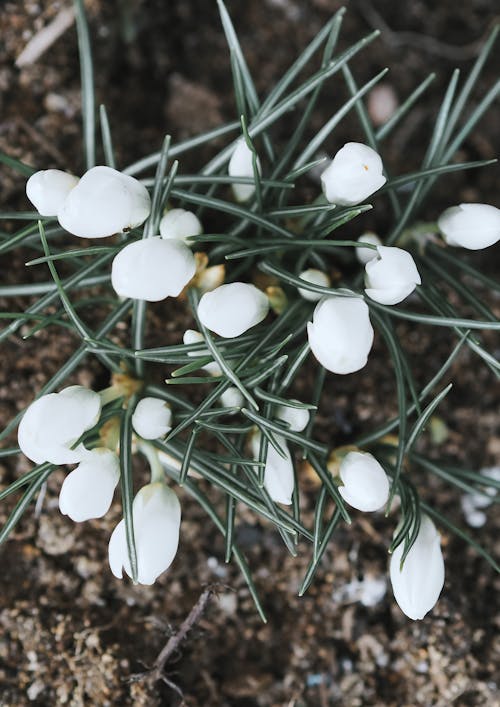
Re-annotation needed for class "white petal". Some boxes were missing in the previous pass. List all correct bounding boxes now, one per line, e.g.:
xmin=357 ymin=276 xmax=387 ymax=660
xmin=321 ymin=142 xmax=386 ymax=206
xmin=111 ymin=237 xmax=195 ymax=301
xmin=159 ymin=208 xmax=202 ymax=243
xmin=197 ymin=282 xmax=269 ymax=338
xmin=276 ymin=403 xmax=310 ymax=432
xmin=297 ymin=269 xmax=331 ymax=301
xmin=356 ymin=233 xmax=382 ymax=265
xmin=438 ymin=203 xmax=500 ymax=250
xmin=390 ymin=516 xmax=445 ymax=620
xmin=58 ymin=166 xmax=151 ymax=238
xmin=307 ymin=296 xmax=374 ymax=374
xmin=132 ymin=397 xmax=172 ymax=440
xmin=338 ymin=451 xmax=389 ymax=512
xmin=228 ymin=138 xmax=261 ymax=202
xmin=251 ymin=432 xmax=294 ymax=505
xmin=219 ymin=386 xmax=244 ymax=409
xmin=59 ymin=448 xmax=120 ymax=522
xmin=108 ymin=519 xmax=127 ymax=579
xmin=26 ymin=169 xmax=79 ymax=216
xmin=364 ymin=246 xmax=421 ymax=305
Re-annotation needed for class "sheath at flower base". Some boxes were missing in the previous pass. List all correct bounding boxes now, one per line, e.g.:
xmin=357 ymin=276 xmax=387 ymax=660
xmin=390 ymin=515 xmax=445 ymax=620
xmin=365 ymin=246 xmax=421 ymax=305
xmin=321 ymin=142 xmax=386 ymax=206
xmin=356 ymin=232 xmax=382 ymax=265
xmin=228 ymin=138 xmax=261 ymax=202
xmin=338 ymin=451 xmax=390 ymax=512
xmin=251 ymin=432 xmax=294 ymax=505
xmin=58 ymin=166 xmax=151 ymax=238
xmin=438 ymin=203 xmax=500 ymax=250
xmin=18 ymin=385 xmax=101 ymax=465
xmin=111 ymin=237 xmax=196 ymax=301
xmin=58 ymin=448 xmax=120 ymax=522
xmin=307 ymin=295 xmax=374 ymax=374
xmin=108 ymin=482 xmax=181 ymax=585
xmin=159 ymin=208 xmax=202 ymax=244
xmin=26 ymin=169 xmax=79 ymax=216
xmin=197 ymin=282 xmax=269 ymax=338
xmin=132 ymin=397 xmax=172 ymax=440
xmin=297 ymin=269 xmax=331 ymax=302
xmin=276 ymin=403 xmax=310 ymax=432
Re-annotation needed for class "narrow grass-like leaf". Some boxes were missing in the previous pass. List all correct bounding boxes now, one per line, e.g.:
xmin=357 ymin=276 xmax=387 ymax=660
xmin=74 ymin=0 xmax=95 ymax=169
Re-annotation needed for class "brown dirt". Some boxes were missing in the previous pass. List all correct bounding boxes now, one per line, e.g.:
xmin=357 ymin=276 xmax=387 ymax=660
xmin=0 ymin=1 xmax=499 ymax=706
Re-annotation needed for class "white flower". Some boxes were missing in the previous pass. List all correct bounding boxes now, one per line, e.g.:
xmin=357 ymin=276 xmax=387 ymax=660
xmin=307 ymin=295 xmax=374 ymax=374
xmin=321 ymin=142 xmax=386 ymax=206
xmin=228 ymin=138 xmax=261 ymax=202
xmin=461 ymin=466 xmax=500 ymax=528
xmin=276 ymin=402 xmax=310 ymax=432
xmin=297 ymin=269 xmax=331 ymax=301
xmin=219 ymin=386 xmax=244 ymax=409
xmin=390 ymin=515 xmax=445 ymax=620
xmin=111 ymin=237 xmax=195 ymax=301
xmin=365 ymin=245 xmax=421 ymax=305
xmin=58 ymin=165 xmax=151 ymax=238
xmin=159 ymin=208 xmax=202 ymax=244
xmin=59 ymin=448 xmax=120 ymax=522
xmin=356 ymin=232 xmax=382 ymax=265
xmin=183 ymin=329 xmax=221 ymax=377
xmin=438 ymin=203 xmax=500 ymax=250
xmin=18 ymin=385 xmax=101 ymax=465
xmin=338 ymin=451 xmax=389 ymax=512
xmin=26 ymin=169 xmax=79 ymax=216
xmin=132 ymin=397 xmax=172 ymax=440
xmin=108 ymin=482 xmax=181 ymax=585
xmin=197 ymin=282 xmax=269 ymax=338
xmin=251 ymin=432 xmax=294 ymax=505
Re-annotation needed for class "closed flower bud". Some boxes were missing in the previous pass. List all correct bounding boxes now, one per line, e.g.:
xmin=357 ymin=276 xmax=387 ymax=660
xmin=26 ymin=169 xmax=79 ymax=216
xmin=183 ymin=329 xmax=221 ymax=377
xmin=338 ymin=451 xmax=389 ymax=512
xmin=159 ymin=208 xmax=202 ymax=244
xmin=58 ymin=448 xmax=120 ymax=522
xmin=307 ymin=295 xmax=374 ymax=374
xmin=228 ymin=138 xmax=261 ymax=202
xmin=356 ymin=232 xmax=382 ymax=265
xmin=276 ymin=402 xmax=310 ymax=432
xmin=197 ymin=282 xmax=269 ymax=338
xmin=132 ymin=397 xmax=172 ymax=440
xmin=438 ymin=203 xmax=500 ymax=250
xmin=365 ymin=245 xmax=421 ymax=305
xmin=297 ymin=269 xmax=331 ymax=301
xmin=321 ymin=142 xmax=386 ymax=206
xmin=58 ymin=166 xmax=151 ymax=238
xmin=18 ymin=385 xmax=101 ymax=465
xmin=251 ymin=431 xmax=294 ymax=505
xmin=111 ymin=237 xmax=196 ymax=301
xmin=108 ymin=482 xmax=181 ymax=585
xmin=390 ymin=515 xmax=445 ymax=620
xmin=219 ymin=386 xmax=244 ymax=409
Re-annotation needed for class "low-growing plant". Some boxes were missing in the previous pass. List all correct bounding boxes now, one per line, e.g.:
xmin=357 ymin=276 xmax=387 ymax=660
xmin=1 ymin=1 xmax=499 ymax=622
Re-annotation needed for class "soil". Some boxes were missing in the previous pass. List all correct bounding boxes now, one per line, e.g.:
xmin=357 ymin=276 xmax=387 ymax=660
xmin=0 ymin=1 xmax=499 ymax=706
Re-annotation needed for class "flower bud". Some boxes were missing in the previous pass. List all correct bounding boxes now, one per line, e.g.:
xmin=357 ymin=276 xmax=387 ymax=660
xmin=183 ymin=329 xmax=221 ymax=377
xmin=438 ymin=203 xmax=500 ymax=250
xmin=390 ymin=515 xmax=445 ymax=620
xmin=18 ymin=385 xmax=101 ymax=465
xmin=338 ymin=451 xmax=389 ymax=512
xmin=59 ymin=448 xmax=120 ymax=522
xmin=276 ymin=402 xmax=310 ymax=432
xmin=132 ymin=397 xmax=172 ymax=440
xmin=26 ymin=169 xmax=79 ymax=216
xmin=219 ymin=386 xmax=244 ymax=409
xmin=58 ymin=166 xmax=151 ymax=238
xmin=228 ymin=138 xmax=261 ymax=202
xmin=356 ymin=232 xmax=382 ymax=265
xmin=307 ymin=295 xmax=374 ymax=374
xmin=197 ymin=282 xmax=269 ymax=338
xmin=111 ymin=237 xmax=196 ymax=301
xmin=364 ymin=245 xmax=421 ymax=305
xmin=321 ymin=142 xmax=386 ymax=206
xmin=108 ymin=482 xmax=181 ymax=585
xmin=251 ymin=431 xmax=294 ymax=505
xmin=297 ymin=269 xmax=331 ymax=301
xmin=159 ymin=208 xmax=202 ymax=244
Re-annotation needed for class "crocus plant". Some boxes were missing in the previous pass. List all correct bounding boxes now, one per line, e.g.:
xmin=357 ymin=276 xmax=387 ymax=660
xmin=0 ymin=1 xmax=499 ymax=625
